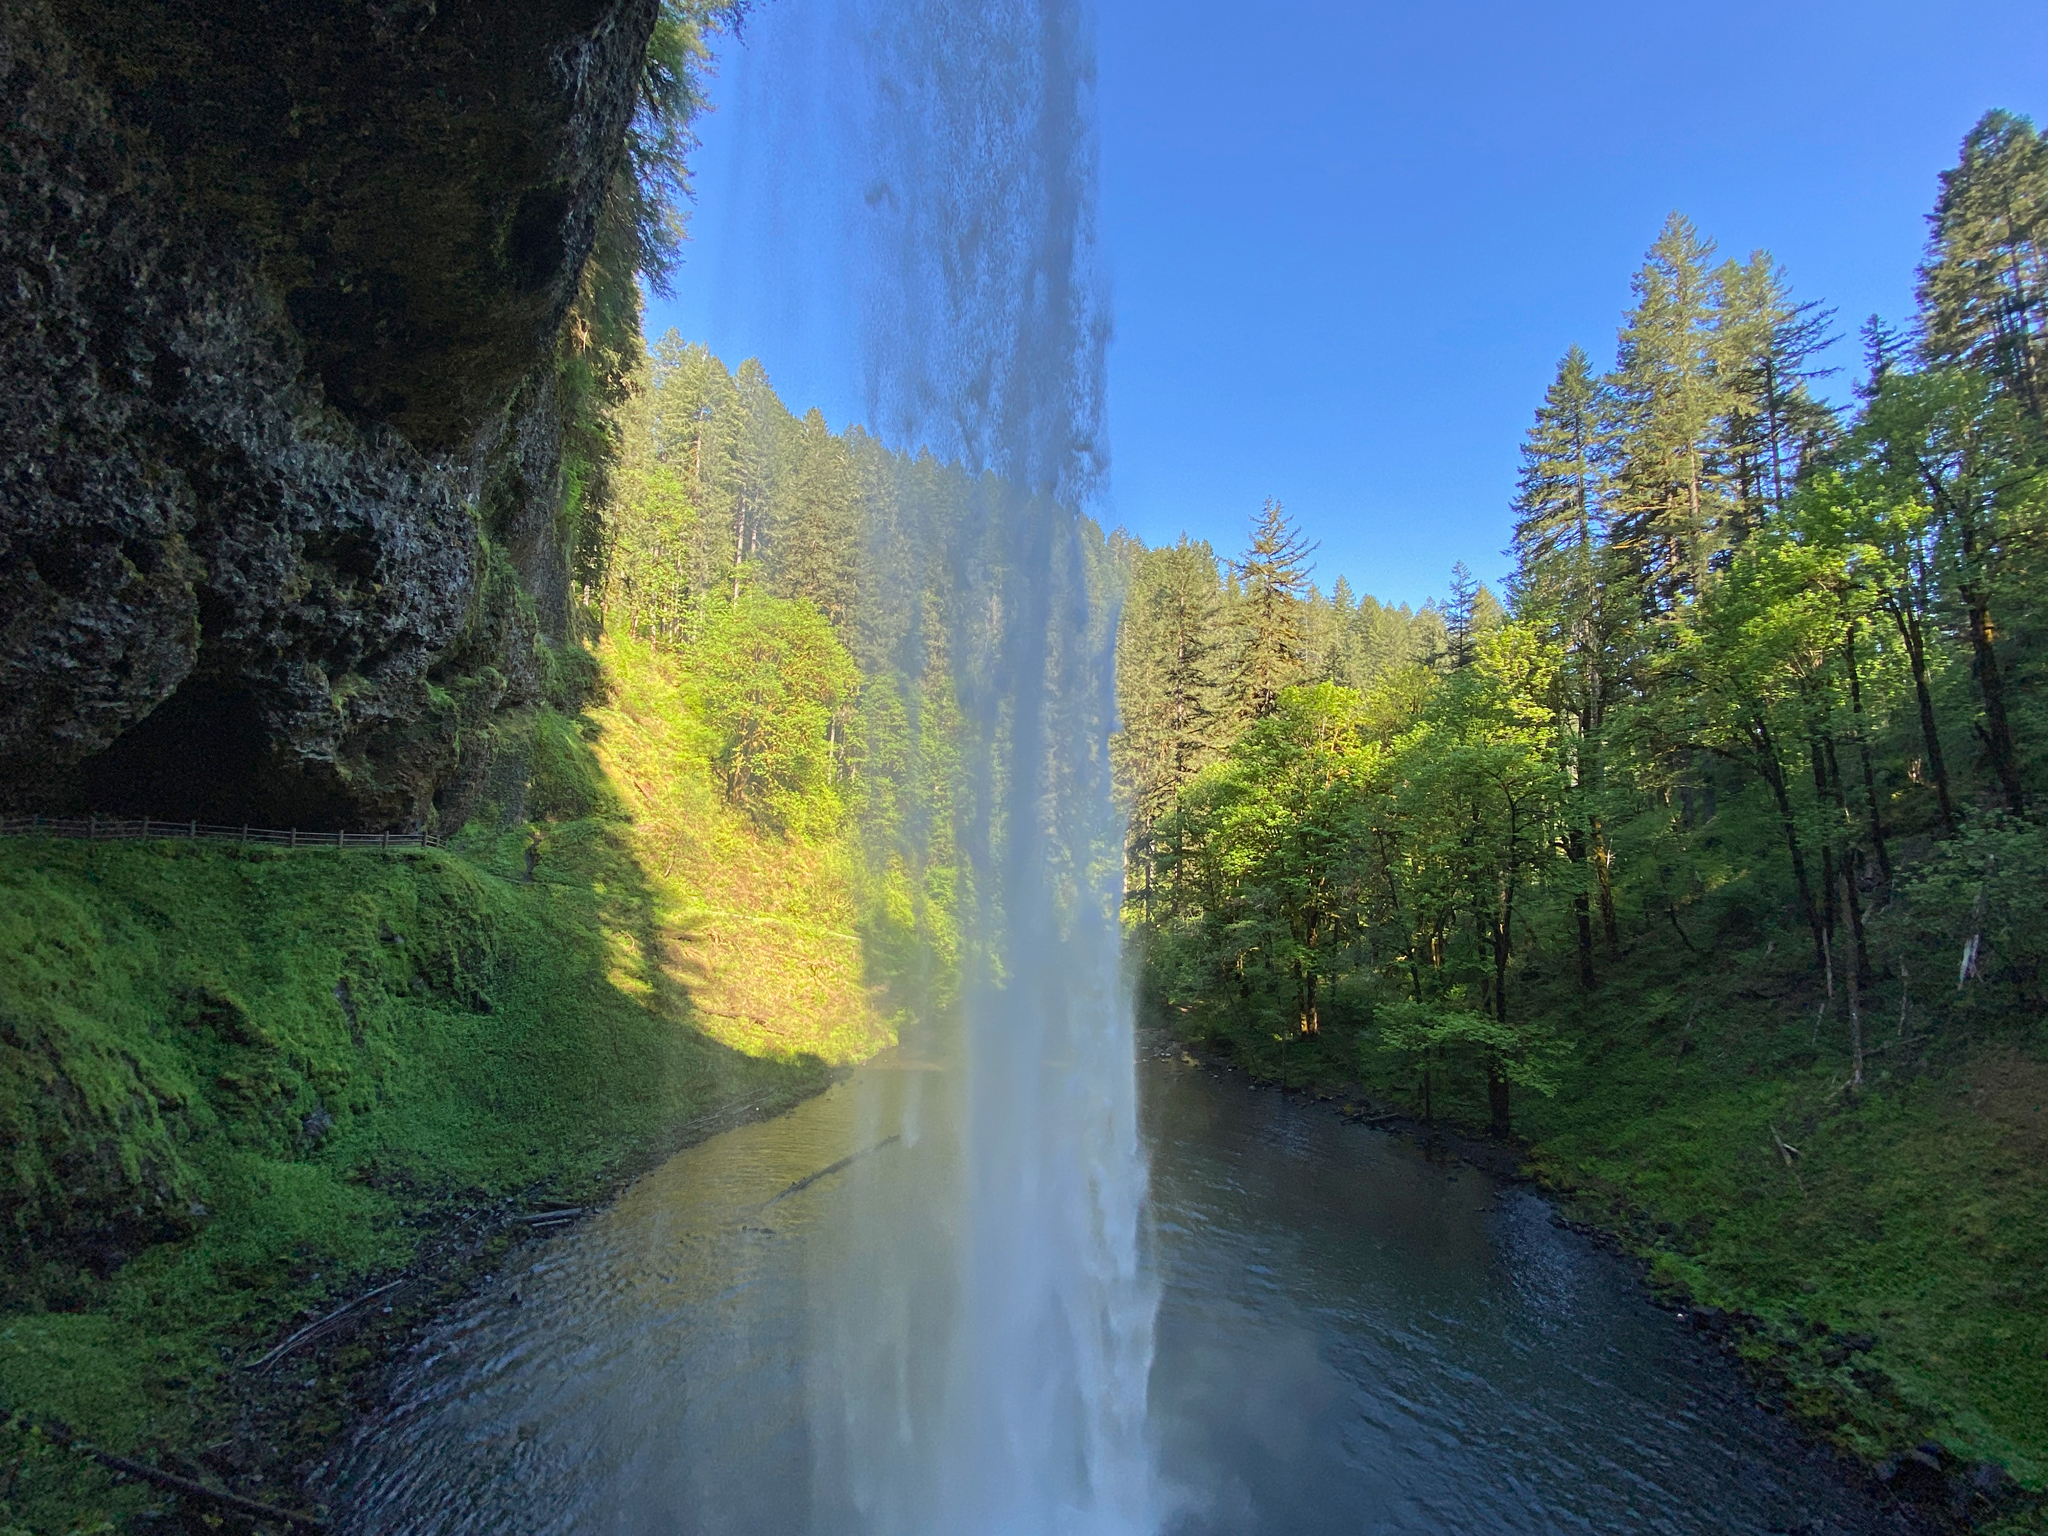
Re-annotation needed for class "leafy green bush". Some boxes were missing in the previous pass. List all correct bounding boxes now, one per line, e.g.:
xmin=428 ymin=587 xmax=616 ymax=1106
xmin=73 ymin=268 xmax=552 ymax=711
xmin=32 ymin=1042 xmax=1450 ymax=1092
xmin=694 ymin=594 xmax=860 ymax=835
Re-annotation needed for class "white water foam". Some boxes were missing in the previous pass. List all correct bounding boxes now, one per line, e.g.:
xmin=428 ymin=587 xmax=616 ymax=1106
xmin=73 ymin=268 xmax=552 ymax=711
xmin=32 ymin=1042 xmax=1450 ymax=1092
xmin=774 ymin=0 xmax=1159 ymax=1529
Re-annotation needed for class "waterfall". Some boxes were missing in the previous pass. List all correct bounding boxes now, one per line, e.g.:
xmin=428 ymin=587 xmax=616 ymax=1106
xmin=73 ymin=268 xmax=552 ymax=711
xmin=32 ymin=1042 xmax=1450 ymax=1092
xmin=774 ymin=0 xmax=1160 ymax=1529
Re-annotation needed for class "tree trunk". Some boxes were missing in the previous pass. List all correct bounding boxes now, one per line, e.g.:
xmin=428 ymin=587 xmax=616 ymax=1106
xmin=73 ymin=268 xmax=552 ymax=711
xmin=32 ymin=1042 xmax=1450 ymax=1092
xmin=1809 ymin=737 xmax=1839 ymax=940
xmin=1951 ymin=493 xmax=2023 ymax=812
xmin=1494 ymin=920 xmax=1511 ymax=1023
xmin=1567 ymin=826 xmax=1597 ymax=989
xmin=1593 ymin=819 xmax=1619 ymax=955
xmin=1756 ymin=722 xmax=1825 ymax=969
xmin=1842 ymin=851 xmax=1873 ymax=992
xmin=1964 ymin=590 xmax=2025 ymax=814
xmin=1843 ymin=620 xmax=1893 ymax=886
xmin=1891 ymin=599 xmax=1956 ymax=833
xmin=1842 ymin=871 xmax=1866 ymax=1089
xmin=1487 ymin=1063 xmax=1512 ymax=1140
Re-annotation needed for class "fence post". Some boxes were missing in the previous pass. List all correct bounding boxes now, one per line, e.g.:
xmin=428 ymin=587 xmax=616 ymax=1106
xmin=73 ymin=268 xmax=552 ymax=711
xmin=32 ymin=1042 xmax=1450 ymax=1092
xmin=189 ymin=820 xmax=197 ymax=839
xmin=290 ymin=828 xmax=297 ymax=849
xmin=89 ymin=814 xmax=96 ymax=840
xmin=142 ymin=816 xmax=150 ymax=839
xmin=242 ymin=824 xmax=249 ymax=845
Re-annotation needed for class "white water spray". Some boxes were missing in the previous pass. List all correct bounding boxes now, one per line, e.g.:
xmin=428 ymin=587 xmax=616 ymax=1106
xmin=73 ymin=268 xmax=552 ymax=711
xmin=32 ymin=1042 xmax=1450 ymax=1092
xmin=782 ymin=0 xmax=1159 ymax=1530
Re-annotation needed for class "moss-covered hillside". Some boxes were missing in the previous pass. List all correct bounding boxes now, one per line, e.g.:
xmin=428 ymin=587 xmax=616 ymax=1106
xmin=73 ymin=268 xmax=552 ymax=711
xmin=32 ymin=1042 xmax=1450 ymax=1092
xmin=0 ymin=637 xmax=895 ymax=1532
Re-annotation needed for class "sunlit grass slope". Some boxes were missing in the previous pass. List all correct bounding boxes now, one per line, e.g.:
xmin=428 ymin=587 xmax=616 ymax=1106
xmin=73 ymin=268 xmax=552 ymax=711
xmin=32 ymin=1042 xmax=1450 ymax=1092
xmin=0 ymin=636 xmax=896 ymax=1530
xmin=585 ymin=635 xmax=893 ymax=1065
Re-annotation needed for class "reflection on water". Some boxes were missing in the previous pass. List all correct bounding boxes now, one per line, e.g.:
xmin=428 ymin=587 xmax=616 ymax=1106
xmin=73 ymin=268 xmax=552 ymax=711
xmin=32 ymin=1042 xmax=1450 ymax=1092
xmin=1141 ymin=1065 xmax=1900 ymax=1535
xmin=324 ymin=1055 xmax=1906 ymax=1534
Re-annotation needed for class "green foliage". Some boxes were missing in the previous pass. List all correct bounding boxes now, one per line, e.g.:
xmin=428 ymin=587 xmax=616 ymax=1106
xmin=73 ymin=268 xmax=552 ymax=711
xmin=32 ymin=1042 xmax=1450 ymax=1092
xmin=1879 ymin=814 xmax=2048 ymax=1016
xmin=1373 ymin=999 xmax=1568 ymax=1099
xmin=693 ymin=594 xmax=860 ymax=834
xmin=1170 ymin=681 xmax=1385 ymax=1029
xmin=1918 ymin=110 xmax=2048 ymax=418
xmin=526 ymin=706 xmax=622 ymax=822
xmin=0 ymin=821 xmax=830 ymax=1527
xmin=1228 ymin=498 xmax=1316 ymax=722
xmin=1510 ymin=344 xmax=1610 ymax=587
xmin=1124 ymin=112 xmax=2048 ymax=1494
xmin=627 ymin=1 xmax=750 ymax=293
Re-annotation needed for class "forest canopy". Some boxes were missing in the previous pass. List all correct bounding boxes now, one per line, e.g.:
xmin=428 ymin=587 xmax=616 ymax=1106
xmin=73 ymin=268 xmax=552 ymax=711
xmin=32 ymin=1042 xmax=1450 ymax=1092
xmin=1112 ymin=111 xmax=2048 ymax=1141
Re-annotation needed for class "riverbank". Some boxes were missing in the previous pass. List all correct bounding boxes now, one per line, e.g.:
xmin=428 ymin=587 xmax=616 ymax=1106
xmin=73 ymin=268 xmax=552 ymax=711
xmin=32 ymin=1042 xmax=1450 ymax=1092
xmin=0 ymin=824 xmax=848 ymax=1531
xmin=0 ymin=638 xmax=911 ymax=1532
xmin=1151 ymin=955 xmax=2048 ymax=1536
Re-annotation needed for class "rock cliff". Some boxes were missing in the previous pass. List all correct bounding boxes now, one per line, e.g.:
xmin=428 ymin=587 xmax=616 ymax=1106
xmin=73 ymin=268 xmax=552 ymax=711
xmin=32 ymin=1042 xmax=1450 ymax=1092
xmin=0 ymin=0 xmax=656 ymax=828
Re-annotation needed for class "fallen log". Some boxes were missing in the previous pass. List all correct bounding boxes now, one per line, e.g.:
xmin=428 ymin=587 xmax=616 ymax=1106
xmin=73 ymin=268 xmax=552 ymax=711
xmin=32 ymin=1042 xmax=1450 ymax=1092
xmin=245 ymin=1279 xmax=406 ymax=1372
xmin=37 ymin=1422 xmax=329 ymax=1532
xmin=92 ymin=1446 xmax=331 ymax=1531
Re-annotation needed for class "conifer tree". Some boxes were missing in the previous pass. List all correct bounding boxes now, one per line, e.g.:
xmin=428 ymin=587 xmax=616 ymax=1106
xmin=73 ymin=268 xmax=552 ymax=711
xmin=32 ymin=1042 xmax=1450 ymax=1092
xmin=1714 ymin=252 xmax=1838 ymax=537
xmin=603 ymin=369 xmax=699 ymax=642
xmin=1608 ymin=214 xmax=1730 ymax=605
xmin=1508 ymin=347 xmax=1630 ymax=976
xmin=769 ymin=407 xmax=860 ymax=629
xmin=1509 ymin=346 xmax=1611 ymax=599
xmin=1443 ymin=562 xmax=1482 ymax=670
xmin=1112 ymin=538 xmax=1229 ymax=918
xmin=1324 ymin=574 xmax=1358 ymax=685
xmin=730 ymin=357 xmax=788 ymax=600
xmin=1230 ymin=499 xmax=1316 ymax=721
xmin=1919 ymin=110 xmax=2048 ymax=423
xmin=1299 ymin=586 xmax=1343 ymax=684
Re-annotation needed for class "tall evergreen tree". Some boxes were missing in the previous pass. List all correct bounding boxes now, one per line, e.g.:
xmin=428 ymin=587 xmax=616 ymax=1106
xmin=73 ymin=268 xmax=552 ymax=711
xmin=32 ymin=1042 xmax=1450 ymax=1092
xmin=1919 ymin=110 xmax=2048 ymax=423
xmin=730 ymin=357 xmax=788 ymax=600
xmin=1230 ymin=499 xmax=1316 ymax=721
xmin=1443 ymin=562 xmax=1482 ymax=670
xmin=1508 ymin=347 xmax=1630 ymax=976
xmin=1510 ymin=347 xmax=1611 ymax=586
xmin=1323 ymin=575 xmax=1359 ymax=686
xmin=769 ymin=407 xmax=860 ymax=629
xmin=1860 ymin=365 xmax=2035 ymax=815
xmin=1113 ymin=538 xmax=1230 ymax=917
xmin=1714 ymin=252 xmax=1838 ymax=538
xmin=1608 ymin=214 xmax=1730 ymax=606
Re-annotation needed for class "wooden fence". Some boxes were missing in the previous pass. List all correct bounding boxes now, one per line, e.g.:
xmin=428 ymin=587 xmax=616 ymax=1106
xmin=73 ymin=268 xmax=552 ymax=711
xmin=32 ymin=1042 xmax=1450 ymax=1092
xmin=0 ymin=815 xmax=445 ymax=850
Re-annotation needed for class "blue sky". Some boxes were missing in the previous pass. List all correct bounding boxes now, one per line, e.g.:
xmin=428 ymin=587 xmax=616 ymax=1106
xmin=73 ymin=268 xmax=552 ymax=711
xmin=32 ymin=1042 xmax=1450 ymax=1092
xmin=646 ymin=0 xmax=2047 ymax=609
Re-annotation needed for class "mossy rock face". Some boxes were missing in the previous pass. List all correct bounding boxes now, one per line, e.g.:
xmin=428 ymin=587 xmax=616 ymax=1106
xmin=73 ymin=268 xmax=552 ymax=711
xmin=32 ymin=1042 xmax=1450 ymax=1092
xmin=0 ymin=0 xmax=653 ymax=828
xmin=0 ymin=1002 xmax=208 ymax=1283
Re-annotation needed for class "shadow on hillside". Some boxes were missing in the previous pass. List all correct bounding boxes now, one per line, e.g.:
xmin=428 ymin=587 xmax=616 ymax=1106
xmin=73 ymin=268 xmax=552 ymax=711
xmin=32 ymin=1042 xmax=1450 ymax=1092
xmin=451 ymin=687 xmax=851 ymax=1101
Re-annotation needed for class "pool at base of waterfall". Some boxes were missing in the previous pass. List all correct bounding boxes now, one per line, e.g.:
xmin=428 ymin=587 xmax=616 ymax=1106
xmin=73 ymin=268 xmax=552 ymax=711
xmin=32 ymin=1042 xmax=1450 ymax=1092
xmin=320 ymin=1051 xmax=1912 ymax=1535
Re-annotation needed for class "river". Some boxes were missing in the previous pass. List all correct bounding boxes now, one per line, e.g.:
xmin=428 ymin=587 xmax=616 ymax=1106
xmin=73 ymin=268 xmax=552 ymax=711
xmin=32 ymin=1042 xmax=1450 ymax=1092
xmin=323 ymin=1049 xmax=1907 ymax=1534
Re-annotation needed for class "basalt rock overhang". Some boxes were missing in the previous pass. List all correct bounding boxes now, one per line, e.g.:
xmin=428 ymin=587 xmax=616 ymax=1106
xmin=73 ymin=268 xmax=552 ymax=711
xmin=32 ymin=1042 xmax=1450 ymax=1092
xmin=0 ymin=0 xmax=655 ymax=828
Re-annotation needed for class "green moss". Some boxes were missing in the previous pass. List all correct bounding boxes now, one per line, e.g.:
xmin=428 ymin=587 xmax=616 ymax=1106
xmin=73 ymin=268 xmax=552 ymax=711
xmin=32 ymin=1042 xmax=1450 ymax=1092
xmin=0 ymin=820 xmax=827 ymax=1530
xmin=540 ymin=637 xmax=603 ymax=712
xmin=524 ymin=707 xmax=620 ymax=823
xmin=0 ymin=621 xmax=922 ymax=1529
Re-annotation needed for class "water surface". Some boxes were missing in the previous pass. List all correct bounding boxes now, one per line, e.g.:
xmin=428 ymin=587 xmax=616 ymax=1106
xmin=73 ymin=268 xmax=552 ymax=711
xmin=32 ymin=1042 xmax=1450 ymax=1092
xmin=327 ymin=1053 xmax=1906 ymax=1534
